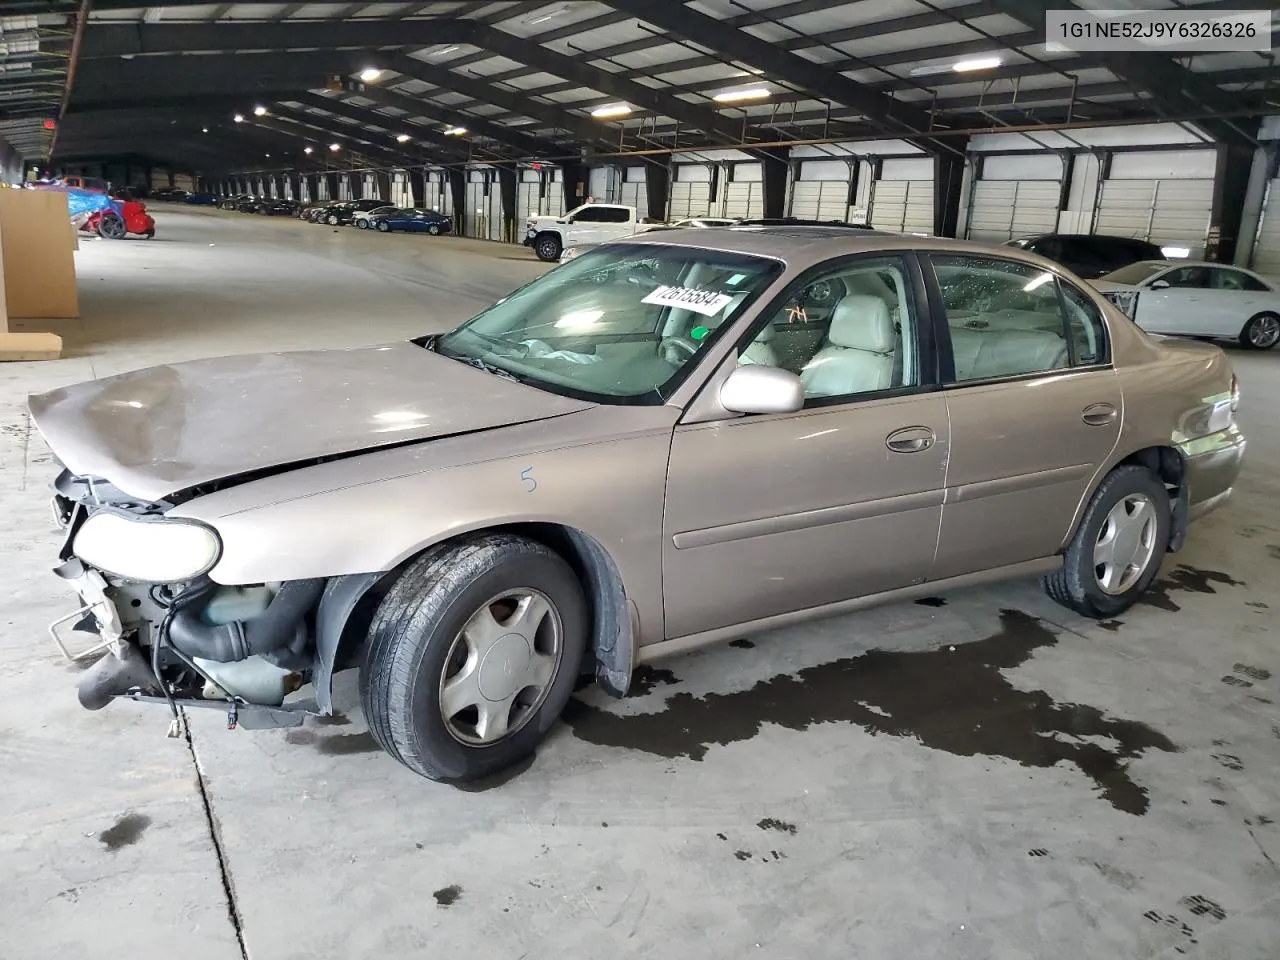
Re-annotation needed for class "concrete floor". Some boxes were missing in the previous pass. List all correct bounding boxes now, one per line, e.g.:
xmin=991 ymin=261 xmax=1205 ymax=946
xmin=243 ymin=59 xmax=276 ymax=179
xmin=2 ymin=206 xmax=1278 ymax=960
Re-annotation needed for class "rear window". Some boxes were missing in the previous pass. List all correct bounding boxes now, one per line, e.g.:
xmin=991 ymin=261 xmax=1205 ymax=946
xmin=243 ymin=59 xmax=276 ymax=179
xmin=1099 ymin=262 xmax=1168 ymax=285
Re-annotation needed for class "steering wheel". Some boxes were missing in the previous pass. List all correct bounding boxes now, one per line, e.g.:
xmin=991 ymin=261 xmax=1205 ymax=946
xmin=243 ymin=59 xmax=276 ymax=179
xmin=659 ymin=336 xmax=698 ymax=365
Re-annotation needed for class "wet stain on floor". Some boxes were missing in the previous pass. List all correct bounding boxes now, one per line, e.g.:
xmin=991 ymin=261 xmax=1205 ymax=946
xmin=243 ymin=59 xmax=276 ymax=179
xmin=1137 ymin=565 xmax=1245 ymax=613
xmin=283 ymin=729 xmax=380 ymax=755
xmin=757 ymin=818 xmax=797 ymax=834
xmin=915 ymin=597 xmax=947 ymax=607
xmin=563 ymin=609 xmax=1177 ymax=814
xmin=627 ymin=665 xmax=681 ymax=696
xmin=1233 ymin=663 xmax=1272 ymax=681
xmin=98 ymin=813 xmax=151 ymax=851
xmin=432 ymin=885 xmax=462 ymax=907
xmin=729 ymin=638 xmax=756 ymax=649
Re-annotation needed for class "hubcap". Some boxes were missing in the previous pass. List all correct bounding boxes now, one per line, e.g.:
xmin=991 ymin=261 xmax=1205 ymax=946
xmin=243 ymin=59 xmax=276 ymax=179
xmin=1093 ymin=494 xmax=1158 ymax=595
xmin=438 ymin=589 xmax=562 ymax=745
xmin=1249 ymin=315 xmax=1280 ymax=348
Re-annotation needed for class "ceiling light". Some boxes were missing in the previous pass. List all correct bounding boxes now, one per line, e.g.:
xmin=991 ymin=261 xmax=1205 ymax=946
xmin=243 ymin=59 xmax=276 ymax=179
xmin=265 ymin=153 xmax=271 ymax=158
xmin=359 ymin=67 xmax=383 ymax=83
xmin=433 ymin=45 xmax=459 ymax=57
xmin=712 ymin=87 xmax=771 ymax=103
xmin=233 ymin=113 xmax=244 ymax=123
xmin=396 ymin=133 xmax=411 ymax=143
xmin=304 ymin=146 xmax=313 ymax=154
xmin=952 ymin=56 xmax=1002 ymax=72
xmin=527 ymin=4 xmax=568 ymax=25
xmin=201 ymin=127 xmax=208 ymax=133
xmin=590 ymin=103 xmax=632 ymax=119
xmin=329 ymin=143 xmax=341 ymax=151
xmin=444 ymin=125 xmax=467 ymax=136
xmin=253 ymin=105 xmax=267 ymax=116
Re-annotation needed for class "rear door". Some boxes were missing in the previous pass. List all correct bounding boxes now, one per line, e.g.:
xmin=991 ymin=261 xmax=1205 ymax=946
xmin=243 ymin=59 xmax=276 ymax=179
xmin=925 ymin=252 xmax=1122 ymax=581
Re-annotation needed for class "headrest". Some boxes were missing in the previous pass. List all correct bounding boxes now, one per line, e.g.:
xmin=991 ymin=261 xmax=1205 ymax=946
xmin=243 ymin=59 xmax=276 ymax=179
xmin=828 ymin=295 xmax=894 ymax=353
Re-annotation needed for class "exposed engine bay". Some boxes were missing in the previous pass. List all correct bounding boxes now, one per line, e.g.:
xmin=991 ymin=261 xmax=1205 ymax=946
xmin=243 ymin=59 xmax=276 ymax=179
xmin=51 ymin=470 xmax=327 ymax=729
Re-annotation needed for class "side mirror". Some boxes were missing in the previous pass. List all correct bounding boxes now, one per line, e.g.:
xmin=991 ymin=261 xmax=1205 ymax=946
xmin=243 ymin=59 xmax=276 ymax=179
xmin=1150 ymin=279 xmax=1171 ymax=290
xmin=720 ymin=365 xmax=805 ymax=415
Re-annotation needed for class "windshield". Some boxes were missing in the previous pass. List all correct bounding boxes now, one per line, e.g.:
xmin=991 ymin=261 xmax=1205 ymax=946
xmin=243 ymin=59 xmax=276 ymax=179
xmin=1100 ymin=261 xmax=1169 ymax=285
xmin=433 ymin=242 xmax=783 ymax=403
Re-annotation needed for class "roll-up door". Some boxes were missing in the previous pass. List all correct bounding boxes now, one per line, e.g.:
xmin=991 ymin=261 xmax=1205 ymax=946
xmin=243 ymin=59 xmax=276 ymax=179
xmin=869 ymin=158 xmax=933 ymax=234
xmin=1250 ymin=176 xmax=1280 ymax=278
xmin=619 ymin=166 xmax=648 ymax=218
xmin=424 ymin=173 xmax=447 ymax=215
xmin=547 ymin=169 xmax=565 ymax=216
xmin=1093 ymin=150 xmax=1214 ymax=255
xmin=517 ymin=169 xmax=541 ymax=219
xmin=466 ymin=171 xmax=487 ymax=238
xmin=669 ymin=165 xmax=713 ymax=219
xmin=363 ymin=174 xmax=378 ymax=200
xmin=789 ymin=160 xmax=851 ymax=221
xmin=966 ymin=154 xmax=1062 ymax=241
xmin=391 ymin=171 xmax=411 ymax=208
xmin=338 ymin=176 xmax=352 ymax=201
xmin=723 ymin=162 xmax=764 ymax=220
xmin=486 ymin=180 xmax=505 ymax=241
xmin=588 ymin=166 xmax=619 ymax=202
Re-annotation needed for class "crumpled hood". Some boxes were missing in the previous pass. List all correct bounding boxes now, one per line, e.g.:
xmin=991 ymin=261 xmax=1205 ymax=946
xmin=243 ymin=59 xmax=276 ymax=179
xmin=28 ymin=341 xmax=594 ymax=501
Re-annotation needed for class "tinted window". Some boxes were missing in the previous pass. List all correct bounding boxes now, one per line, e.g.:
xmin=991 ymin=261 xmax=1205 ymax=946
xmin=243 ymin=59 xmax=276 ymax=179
xmin=736 ymin=256 xmax=921 ymax=403
xmin=597 ymin=207 xmax=631 ymax=223
xmin=572 ymin=207 xmax=605 ymax=222
xmin=931 ymin=255 xmax=1074 ymax=382
xmin=1208 ymin=267 xmax=1269 ymax=292
xmin=1161 ymin=265 xmax=1211 ymax=289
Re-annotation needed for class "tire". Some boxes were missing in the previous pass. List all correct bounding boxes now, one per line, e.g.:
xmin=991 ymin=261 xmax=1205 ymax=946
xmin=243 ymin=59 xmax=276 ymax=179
xmin=357 ymin=219 xmax=369 ymax=229
xmin=534 ymin=233 xmax=562 ymax=262
xmin=1239 ymin=312 xmax=1280 ymax=350
xmin=376 ymin=220 xmax=390 ymax=233
xmin=1042 ymin=465 xmax=1171 ymax=619
xmin=360 ymin=534 xmax=588 ymax=782
xmin=327 ymin=215 xmax=340 ymax=225
xmin=98 ymin=213 xmax=126 ymax=240
xmin=427 ymin=224 xmax=440 ymax=236
xmin=143 ymin=230 xmax=155 ymax=239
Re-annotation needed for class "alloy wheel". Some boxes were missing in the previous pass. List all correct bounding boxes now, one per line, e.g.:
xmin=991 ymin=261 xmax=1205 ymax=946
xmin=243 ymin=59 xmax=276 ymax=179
xmin=1248 ymin=314 xmax=1280 ymax=349
xmin=1093 ymin=493 xmax=1158 ymax=595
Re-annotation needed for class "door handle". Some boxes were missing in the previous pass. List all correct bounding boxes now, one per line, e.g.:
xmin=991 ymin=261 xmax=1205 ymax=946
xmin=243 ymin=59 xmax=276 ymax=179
xmin=885 ymin=426 xmax=936 ymax=454
xmin=1081 ymin=402 xmax=1118 ymax=426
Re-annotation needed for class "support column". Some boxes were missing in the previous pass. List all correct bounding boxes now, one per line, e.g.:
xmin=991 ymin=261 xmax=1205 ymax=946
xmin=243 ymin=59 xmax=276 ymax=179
xmin=758 ymin=147 xmax=789 ymax=220
xmin=325 ymin=171 xmax=340 ymax=200
xmin=307 ymin=174 xmax=321 ymax=201
xmin=448 ymin=169 xmax=466 ymax=234
xmin=498 ymin=166 xmax=517 ymax=243
xmin=1206 ymin=143 xmax=1256 ymax=263
xmin=375 ymin=170 xmax=392 ymax=201
xmin=644 ymin=161 xmax=670 ymax=222
xmin=561 ymin=159 xmax=584 ymax=211
xmin=1234 ymin=145 xmax=1277 ymax=267
xmin=349 ymin=172 xmax=363 ymax=199
xmin=933 ymin=142 xmax=967 ymax=238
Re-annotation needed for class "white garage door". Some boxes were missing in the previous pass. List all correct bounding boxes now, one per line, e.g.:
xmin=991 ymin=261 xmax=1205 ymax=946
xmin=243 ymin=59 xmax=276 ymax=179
xmin=723 ymin=162 xmax=764 ymax=220
xmin=669 ymin=165 xmax=713 ymax=219
xmin=789 ymin=160 xmax=851 ymax=221
xmin=517 ymin=169 xmax=541 ymax=219
xmin=466 ymin=173 xmax=487 ymax=239
xmin=870 ymin=180 xmax=933 ymax=234
xmin=1095 ymin=179 xmax=1214 ymax=252
xmin=486 ymin=182 xmax=504 ymax=241
xmin=427 ymin=173 xmax=449 ymax=216
xmin=547 ymin=169 xmax=565 ymax=217
xmin=966 ymin=155 xmax=1063 ymax=241
xmin=391 ymin=171 xmax=411 ymax=208
xmin=619 ymin=166 xmax=648 ymax=219
xmin=1248 ymin=177 xmax=1280 ymax=279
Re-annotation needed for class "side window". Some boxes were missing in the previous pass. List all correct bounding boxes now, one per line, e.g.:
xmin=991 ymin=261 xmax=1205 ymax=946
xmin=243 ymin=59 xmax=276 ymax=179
xmin=1161 ymin=265 xmax=1210 ymax=289
xmin=1057 ymin=280 xmax=1110 ymax=366
xmin=931 ymin=255 xmax=1069 ymax=383
xmin=1209 ymin=267 xmax=1268 ymax=292
xmin=572 ymin=207 xmax=604 ymax=222
xmin=598 ymin=207 xmax=631 ymax=223
xmin=736 ymin=256 xmax=920 ymax=404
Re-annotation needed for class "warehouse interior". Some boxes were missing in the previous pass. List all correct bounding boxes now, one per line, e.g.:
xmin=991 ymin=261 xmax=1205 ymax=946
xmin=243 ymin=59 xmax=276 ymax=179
xmin=2 ymin=2 xmax=1280 ymax=958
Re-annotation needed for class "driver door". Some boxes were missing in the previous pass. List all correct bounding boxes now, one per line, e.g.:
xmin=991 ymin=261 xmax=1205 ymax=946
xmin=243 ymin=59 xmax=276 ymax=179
xmin=662 ymin=254 xmax=948 ymax=639
xmin=1138 ymin=264 xmax=1209 ymax=334
xmin=564 ymin=207 xmax=603 ymax=246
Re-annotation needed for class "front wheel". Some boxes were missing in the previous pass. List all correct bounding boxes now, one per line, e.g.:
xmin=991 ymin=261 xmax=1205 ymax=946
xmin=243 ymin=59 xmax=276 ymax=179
xmin=376 ymin=220 xmax=390 ymax=233
xmin=357 ymin=219 xmax=369 ymax=229
xmin=360 ymin=534 xmax=587 ymax=782
xmin=1239 ymin=312 xmax=1280 ymax=350
xmin=98 ymin=213 xmax=126 ymax=239
xmin=327 ymin=215 xmax=340 ymax=225
xmin=1043 ymin=465 xmax=1170 ymax=619
xmin=534 ymin=233 xmax=562 ymax=262
xmin=427 ymin=224 xmax=441 ymax=236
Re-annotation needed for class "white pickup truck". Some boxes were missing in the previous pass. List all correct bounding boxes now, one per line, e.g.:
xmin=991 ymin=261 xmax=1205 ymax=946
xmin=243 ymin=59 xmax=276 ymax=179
xmin=524 ymin=203 xmax=660 ymax=262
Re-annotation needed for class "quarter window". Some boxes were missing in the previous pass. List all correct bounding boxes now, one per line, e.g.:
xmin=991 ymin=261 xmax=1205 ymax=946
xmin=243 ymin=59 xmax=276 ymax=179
xmin=737 ymin=256 xmax=921 ymax=403
xmin=931 ymin=255 xmax=1104 ymax=382
xmin=1208 ymin=267 xmax=1269 ymax=292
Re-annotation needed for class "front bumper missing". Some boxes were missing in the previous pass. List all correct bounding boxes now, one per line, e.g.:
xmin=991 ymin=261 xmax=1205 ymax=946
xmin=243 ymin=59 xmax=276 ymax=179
xmin=49 ymin=562 xmax=122 ymax=662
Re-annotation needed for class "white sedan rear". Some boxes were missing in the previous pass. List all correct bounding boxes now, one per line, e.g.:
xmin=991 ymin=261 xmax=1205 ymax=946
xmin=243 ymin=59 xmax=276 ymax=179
xmin=1091 ymin=260 xmax=1280 ymax=350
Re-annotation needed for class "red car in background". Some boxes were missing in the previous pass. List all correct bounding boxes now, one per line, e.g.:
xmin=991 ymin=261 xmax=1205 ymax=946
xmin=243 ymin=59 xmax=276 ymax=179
xmin=28 ymin=176 xmax=156 ymax=239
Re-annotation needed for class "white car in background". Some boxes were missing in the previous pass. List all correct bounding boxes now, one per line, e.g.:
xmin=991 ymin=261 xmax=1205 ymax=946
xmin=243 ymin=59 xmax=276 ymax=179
xmin=352 ymin=205 xmax=402 ymax=229
xmin=558 ymin=217 xmax=741 ymax=263
xmin=1092 ymin=260 xmax=1280 ymax=350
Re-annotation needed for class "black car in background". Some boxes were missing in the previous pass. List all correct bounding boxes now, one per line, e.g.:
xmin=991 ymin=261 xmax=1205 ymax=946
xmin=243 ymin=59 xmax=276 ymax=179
xmin=260 ymin=198 xmax=300 ymax=216
xmin=320 ymin=197 xmax=390 ymax=225
xmin=219 ymin=194 xmax=252 ymax=210
xmin=1005 ymin=233 xmax=1166 ymax=280
xmin=183 ymin=192 xmax=222 ymax=206
xmin=150 ymin=187 xmax=189 ymax=202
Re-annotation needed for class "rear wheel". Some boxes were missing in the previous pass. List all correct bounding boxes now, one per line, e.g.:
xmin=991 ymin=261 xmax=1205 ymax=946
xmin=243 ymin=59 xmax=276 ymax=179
xmin=360 ymin=534 xmax=587 ymax=783
xmin=98 ymin=213 xmax=126 ymax=240
xmin=1239 ymin=312 xmax=1280 ymax=350
xmin=1043 ymin=465 xmax=1170 ymax=618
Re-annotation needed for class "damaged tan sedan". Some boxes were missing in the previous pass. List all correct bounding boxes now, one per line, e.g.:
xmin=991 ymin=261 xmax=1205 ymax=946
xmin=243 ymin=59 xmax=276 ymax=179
xmin=31 ymin=228 xmax=1244 ymax=783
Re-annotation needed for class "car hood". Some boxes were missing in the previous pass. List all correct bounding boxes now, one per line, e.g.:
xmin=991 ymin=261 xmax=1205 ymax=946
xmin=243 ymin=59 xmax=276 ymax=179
xmin=28 ymin=342 xmax=594 ymax=501
xmin=1089 ymin=280 xmax=1138 ymax=292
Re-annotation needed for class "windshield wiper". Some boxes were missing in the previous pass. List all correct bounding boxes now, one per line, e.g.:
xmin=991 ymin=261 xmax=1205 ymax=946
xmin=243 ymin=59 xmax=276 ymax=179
xmin=457 ymin=354 xmax=521 ymax=382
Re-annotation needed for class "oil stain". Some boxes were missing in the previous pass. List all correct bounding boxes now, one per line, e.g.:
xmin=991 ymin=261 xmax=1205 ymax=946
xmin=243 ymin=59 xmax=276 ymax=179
xmin=729 ymin=638 xmax=756 ymax=649
xmin=314 ymin=712 xmax=352 ymax=726
xmin=628 ymin=665 xmax=680 ymax=696
xmin=757 ymin=818 xmax=797 ymax=834
xmin=284 ymin=729 xmax=317 ymax=746
xmin=1247 ymin=601 xmax=1269 ymax=610
xmin=1267 ymin=545 xmax=1280 ymax=561
xmin=733 ymin=850 xmax=752 ymax=861
xmin=1137 ymin=565 xmax=1244 ymax=613
xmin=915 ymin=597 xmax=947 ymax=607
xmin=318 ymin=732 xmax=380 ymax=755
xmin=432 ymin=885 xmax=462 ymax=907
xmin=1233 ymin=663 xmax=1272 ymax=681
xmin=562 ymin=609 xmax=1177 ymax=814
xmin=98 ymin=813 xmax=151 ymax=851
xmin=452 ymin=752 xmax=536 ymax=792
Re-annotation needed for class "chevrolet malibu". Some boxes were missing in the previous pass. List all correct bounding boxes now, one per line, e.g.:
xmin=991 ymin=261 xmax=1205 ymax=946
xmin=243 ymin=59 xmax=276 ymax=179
xmin=30 ymin=228 xmax=1245 ymax=784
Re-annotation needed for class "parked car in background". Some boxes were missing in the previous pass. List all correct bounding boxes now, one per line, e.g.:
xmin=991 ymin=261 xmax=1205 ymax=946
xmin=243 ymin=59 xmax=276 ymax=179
xmin=525 ymin=202 xmax=662 ymax=262
xmin=260 ymin=198 xmax=300 ymax=217
xmin=1006 ymin=234 xmax=1166 ymax=280
xmin=323 ymin=198 xmax=389 ymax=226
xmin=369 ymin=208 xmax=453 ymax=235
xmin=671 ymin=217 xmax=739 ymax=228
xmin=31 ymin=229 xmax=1243 ymax=785
xmin=302 ymin=202 xmax=338 ymax=222
xmin=219 ymin=194 xmax=252 ymax=211
xmin=183 ymin=193 xmax=222 ymax=206
xmin=1092 ymin=260 xmax=1280 ymax=350
xmin=234 ymin=196 xmax=264 ymax=214
xmin=149 ymin=187 xmax=189 ymax=202
xmin=353 ymin=204 xmax=402 ymax=229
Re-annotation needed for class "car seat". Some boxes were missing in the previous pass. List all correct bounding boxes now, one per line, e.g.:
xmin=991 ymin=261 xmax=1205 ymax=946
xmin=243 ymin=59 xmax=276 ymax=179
xmin=739 ymin=323 xmax=778 ymax=366
xmin=799 ymin=295 xmax=896 ymax=397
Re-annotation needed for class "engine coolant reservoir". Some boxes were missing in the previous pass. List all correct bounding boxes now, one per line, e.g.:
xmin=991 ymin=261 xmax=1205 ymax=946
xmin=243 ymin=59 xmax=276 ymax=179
xmin=200 ymin=585 xmax=274 ymax=626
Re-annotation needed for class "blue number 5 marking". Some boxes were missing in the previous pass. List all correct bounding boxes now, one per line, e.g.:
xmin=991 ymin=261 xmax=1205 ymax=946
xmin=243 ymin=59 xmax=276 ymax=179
xmin=520 ymin=467 xmax=537 ymax=492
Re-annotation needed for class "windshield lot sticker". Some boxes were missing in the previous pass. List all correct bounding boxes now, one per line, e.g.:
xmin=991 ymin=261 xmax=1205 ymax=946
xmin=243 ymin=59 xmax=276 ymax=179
xmin=642 ymin=285 xmax=734 ymax=316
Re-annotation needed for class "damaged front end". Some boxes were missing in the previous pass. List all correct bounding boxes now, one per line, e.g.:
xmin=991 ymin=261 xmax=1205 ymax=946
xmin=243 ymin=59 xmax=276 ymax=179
xmin=50 ymin=470 xmax=327 ymax=730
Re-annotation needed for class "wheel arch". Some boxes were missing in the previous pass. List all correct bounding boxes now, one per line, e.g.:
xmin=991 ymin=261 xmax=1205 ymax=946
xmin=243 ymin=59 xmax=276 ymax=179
xmin=312 ymin=522 xmax=635 ymax=715
xmin=1064 ymin=444 xmax=1189 ymax=556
